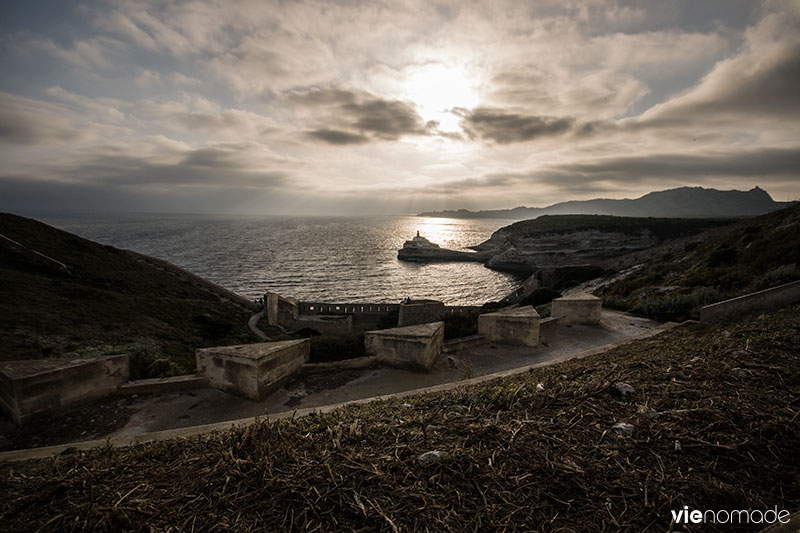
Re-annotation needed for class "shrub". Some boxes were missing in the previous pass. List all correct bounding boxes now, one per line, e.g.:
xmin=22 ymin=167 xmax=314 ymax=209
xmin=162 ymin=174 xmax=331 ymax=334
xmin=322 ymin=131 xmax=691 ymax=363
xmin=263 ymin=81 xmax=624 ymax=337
xmin=632 ymin=287 xmax=722 ymax=322
xmin=750 ymin=264 xmax=800 ymax=292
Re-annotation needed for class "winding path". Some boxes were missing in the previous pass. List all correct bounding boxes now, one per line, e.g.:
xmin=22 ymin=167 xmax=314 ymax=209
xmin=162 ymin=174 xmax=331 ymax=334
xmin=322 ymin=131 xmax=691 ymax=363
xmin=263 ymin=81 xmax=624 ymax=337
xmin=248 ymin=310 xmax=270 ymax=341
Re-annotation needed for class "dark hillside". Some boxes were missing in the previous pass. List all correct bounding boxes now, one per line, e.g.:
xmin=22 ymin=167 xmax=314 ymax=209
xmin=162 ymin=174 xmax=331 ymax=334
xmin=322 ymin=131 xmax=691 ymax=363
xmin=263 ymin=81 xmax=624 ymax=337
xmin=597 ymin=203 xmax=800 ymax=321
xmin=0 ymin=213 xmax=257 ymax=377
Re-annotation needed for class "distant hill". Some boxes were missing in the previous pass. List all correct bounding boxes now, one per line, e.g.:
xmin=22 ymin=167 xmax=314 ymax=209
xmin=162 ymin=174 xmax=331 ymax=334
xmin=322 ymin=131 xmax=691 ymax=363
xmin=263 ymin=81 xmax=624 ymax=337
xmin=0 ymin=213 xmax=258 ymax=378
xmin=419 ymin=186 xmax=794 ymax=219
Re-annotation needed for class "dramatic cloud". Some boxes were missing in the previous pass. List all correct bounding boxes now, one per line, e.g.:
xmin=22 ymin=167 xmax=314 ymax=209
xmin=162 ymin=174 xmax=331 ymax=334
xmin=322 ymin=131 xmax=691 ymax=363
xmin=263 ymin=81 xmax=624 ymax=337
xmin=0 ymin=0 xmax=797 ymax=214
xmin=460 ymin=108 xmax=575 ymax=144
xmin=307 ymin=129 xmax=370 ymax=146
xmin=294 ymin=88 xmax=428 ymax=144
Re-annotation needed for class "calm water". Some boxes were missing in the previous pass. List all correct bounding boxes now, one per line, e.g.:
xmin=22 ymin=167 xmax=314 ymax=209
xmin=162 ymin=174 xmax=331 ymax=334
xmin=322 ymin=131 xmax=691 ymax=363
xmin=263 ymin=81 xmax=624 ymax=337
xmin=37 ymin=213 xmax=524 ymax=305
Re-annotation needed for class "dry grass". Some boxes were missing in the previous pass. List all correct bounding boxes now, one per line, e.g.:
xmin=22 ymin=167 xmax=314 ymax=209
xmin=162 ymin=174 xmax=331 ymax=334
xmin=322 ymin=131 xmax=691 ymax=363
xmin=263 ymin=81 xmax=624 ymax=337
xmin=1 ymin=306 xmax=798 ymax=532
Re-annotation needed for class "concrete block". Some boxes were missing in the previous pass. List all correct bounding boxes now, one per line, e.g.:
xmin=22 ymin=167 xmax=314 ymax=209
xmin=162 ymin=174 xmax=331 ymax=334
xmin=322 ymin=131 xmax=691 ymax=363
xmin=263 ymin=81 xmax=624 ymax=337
xmin=551 ymin=293 xmax=602 ymax=325
xmin=365 ymin=322 xmax=444 ymax=371
xmin=195 ymin=340 xmax=309 ymax=401
xmin=478 ymin=306 xmax=540 ymax=347
xmin=0 ymin=355 xmax=129 ymax=426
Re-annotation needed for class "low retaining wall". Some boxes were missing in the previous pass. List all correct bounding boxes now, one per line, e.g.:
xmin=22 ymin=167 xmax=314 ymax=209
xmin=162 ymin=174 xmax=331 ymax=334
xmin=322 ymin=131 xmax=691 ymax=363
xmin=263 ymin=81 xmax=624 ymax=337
xmin=118 ymin=374 xmax=209 ymax=395
xmin=443 ymin=334 xmax=489 ymax=354
xmin=0 ymin=355 xmax=129 ymax=426
xmin=700 ymin=280 xmax=800 ymax=322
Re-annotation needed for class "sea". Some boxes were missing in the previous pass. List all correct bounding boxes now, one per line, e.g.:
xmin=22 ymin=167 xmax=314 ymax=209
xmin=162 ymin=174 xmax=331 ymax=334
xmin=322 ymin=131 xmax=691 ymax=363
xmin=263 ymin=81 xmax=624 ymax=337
xmin=35 ymin=213 xmax=525 ymax=306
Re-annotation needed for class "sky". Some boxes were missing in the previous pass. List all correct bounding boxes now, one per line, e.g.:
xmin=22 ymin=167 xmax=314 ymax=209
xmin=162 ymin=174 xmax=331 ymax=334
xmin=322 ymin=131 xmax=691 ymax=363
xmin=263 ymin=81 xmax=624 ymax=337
xmin=0 ymin=0 xmax=798 ymax=215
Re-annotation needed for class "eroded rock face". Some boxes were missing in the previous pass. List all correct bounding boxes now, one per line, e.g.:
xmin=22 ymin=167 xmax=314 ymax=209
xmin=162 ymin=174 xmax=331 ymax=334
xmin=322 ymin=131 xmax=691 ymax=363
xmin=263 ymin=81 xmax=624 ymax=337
xmin=480 ymin=229 xmax=659 ymax=273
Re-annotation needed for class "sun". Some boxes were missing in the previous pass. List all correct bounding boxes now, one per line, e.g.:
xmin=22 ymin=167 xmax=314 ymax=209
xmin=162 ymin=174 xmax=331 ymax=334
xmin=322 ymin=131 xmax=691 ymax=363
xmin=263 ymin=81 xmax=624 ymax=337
xmin=403 ymin=64 xmax=479 ymax=132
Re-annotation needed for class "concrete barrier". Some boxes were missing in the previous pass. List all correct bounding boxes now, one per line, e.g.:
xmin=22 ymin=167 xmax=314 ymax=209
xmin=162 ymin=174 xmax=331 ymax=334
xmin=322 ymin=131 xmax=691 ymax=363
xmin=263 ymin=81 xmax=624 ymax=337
xmin=196 ymin=340 xmax=310 ymax=401
xmin=117 ymin=374 xmax=209 ymax=395
xmin=551 ymin=293 xmax=602 ymax=325
xmin=700 ymin=280 xmax=800 ymax=322
xmin=443 ymin=334 xmax=489 ymax=354
xmin=0 ymin=355 xmax=129 ymax=426
xmin=365 ymin=322 xmax=444 ymax=371
xmin=478 ymin=306 xmax=540 ymax=346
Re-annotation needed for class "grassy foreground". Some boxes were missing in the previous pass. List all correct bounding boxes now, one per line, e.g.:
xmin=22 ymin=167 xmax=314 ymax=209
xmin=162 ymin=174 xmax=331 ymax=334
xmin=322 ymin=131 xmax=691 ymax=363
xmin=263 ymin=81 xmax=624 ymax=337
xmin=2 ymin=305 xmax=798 ymax=531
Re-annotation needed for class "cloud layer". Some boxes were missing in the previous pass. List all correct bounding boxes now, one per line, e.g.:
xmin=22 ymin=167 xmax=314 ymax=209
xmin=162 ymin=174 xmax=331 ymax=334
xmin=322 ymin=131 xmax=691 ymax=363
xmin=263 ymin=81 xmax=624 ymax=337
xmin=0 ymin=0 xmax=798 ymax=214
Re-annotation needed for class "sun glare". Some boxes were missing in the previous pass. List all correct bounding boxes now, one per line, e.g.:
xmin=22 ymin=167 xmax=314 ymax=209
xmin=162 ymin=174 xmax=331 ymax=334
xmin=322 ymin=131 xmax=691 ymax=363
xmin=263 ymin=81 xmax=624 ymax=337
xmin=404 ymin=64 xmax=479 ymax=132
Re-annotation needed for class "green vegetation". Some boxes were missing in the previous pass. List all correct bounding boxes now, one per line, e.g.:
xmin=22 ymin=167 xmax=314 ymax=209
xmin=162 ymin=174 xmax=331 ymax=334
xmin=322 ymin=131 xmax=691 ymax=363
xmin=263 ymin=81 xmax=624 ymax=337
xmin=0 ymin=213 xmax=257 ymax=377
xmin=2 ymin=304 xmax=797 ymax=531
xmin=499 ymin=214 xmax=734 ymax=240
xmin=598 ymin=204 xmax=800 ymax=321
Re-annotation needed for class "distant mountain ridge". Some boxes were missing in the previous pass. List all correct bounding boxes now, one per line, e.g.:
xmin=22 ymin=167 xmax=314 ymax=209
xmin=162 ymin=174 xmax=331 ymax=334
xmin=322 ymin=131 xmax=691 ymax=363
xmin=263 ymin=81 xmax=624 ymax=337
xmin=419 ymin=186 xmax=794 ymax=219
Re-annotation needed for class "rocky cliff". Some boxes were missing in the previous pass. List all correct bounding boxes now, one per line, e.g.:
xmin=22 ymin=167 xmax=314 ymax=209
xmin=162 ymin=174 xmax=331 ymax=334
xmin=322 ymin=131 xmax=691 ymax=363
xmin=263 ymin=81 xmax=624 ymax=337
xmin=470 ymin=215 xmax=736 ymax=274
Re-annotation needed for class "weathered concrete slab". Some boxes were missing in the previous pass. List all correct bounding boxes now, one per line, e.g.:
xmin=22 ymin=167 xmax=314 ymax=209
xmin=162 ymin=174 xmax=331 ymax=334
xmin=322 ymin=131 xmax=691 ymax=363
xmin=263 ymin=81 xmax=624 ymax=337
xmin=195 ymin=340 xmax=309 ymax=401
xmin=365 ymin=322 xmax=444 ymax=371
xmin=0 ymin=355 xmax=129 ymax=426
xmin=118 ymin=374 xmax=209 ymax=395
xmin=551 ymin=293 xmax=602 ymax=325
xmin=478 ymin=306 xmax=540 ymax=346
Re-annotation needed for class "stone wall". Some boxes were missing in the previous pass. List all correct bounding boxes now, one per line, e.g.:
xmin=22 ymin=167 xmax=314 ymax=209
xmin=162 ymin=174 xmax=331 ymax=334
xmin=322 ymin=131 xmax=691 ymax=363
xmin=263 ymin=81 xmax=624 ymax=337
xmin=398 ymin=300 xmax=445 ymax=327
xmin=700 ymin=280 xmax=800 ymax=322
xmin=0 ymin=355 xmax=129 ymax=426
xmin=443 ymin=334 xmax=489 ymax=354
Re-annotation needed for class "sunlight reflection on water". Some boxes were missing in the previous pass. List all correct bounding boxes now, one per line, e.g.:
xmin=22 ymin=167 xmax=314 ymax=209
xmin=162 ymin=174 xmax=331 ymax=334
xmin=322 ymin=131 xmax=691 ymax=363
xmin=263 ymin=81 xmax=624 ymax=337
xmin=39 ymin=214 xmax=525 ymax=305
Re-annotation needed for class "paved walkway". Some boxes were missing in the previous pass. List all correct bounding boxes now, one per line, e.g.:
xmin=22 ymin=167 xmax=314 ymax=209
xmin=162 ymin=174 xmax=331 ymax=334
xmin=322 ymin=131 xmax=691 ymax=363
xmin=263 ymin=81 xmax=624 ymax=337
xmin=105 ymin=310 xmax=660 ymax=439
xmin=248 ymin=309 xmax=270 ymax=340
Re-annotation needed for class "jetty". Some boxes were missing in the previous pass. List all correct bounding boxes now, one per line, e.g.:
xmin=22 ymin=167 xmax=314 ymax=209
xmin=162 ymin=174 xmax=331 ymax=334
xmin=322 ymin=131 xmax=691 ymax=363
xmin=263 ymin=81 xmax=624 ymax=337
xmin=397 ymin=232 xmax=491 ymax=262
